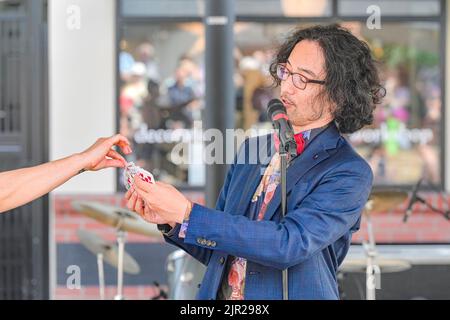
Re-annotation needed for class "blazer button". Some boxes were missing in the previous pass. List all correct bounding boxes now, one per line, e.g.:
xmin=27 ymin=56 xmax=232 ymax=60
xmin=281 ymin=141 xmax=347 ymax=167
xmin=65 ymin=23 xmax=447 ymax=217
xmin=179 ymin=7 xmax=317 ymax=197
xmin=313 ymin=154 xmax=319 ymax=160
xmin=206 ymin=240 xmax=212 ymax=247
xmin=219 ymin=257 xmax=225 ymax=265
xmin=211 ymin=241 xmax=217 ymax=247
xmin=200 ymin=239 xmax=207 ymax=245
xmin=196 ymin=237 xmax=202 ymax=244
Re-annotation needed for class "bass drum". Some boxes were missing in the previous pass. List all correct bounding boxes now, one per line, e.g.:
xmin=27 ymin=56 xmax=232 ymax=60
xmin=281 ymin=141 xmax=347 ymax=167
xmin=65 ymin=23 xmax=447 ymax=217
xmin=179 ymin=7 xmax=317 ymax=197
xmin=166 ymin=250 xmax=207 ymax=300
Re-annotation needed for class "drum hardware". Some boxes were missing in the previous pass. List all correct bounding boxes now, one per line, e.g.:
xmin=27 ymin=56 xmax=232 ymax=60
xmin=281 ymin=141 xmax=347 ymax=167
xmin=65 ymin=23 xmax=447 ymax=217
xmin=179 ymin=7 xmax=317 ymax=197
xmin=166 ymin=249 xmax=206 ymax=300
xmin=366 ymin=190 xmax=408 ymax=213
xmin=340 ymin=258 xmax=411 ymax=274
xmin=73 ymin=201 xmax=157 ymax=299
xmin=150 ymin=281 xmax=168 ymax=300
xmin=365 ymin=190 xmax=409 ymax=300
xmin=339 ymin=190 xmax=410 ymax=300
xmin=72 ymin=201 xmax=162 ymax=237
xmin=362 ymin=202 xmax=380 ymax=301
xmin=97 ymin=253 xmax=105 ymax=300
xmin=179 ymin=272 xmax=195 ymax=283
xmin=76 ymin=229 xmax=140 ymax=300
xmin=403 ymin=179 xmax=450 ymax=223
xmin=114 ymin=229 xmax=126 ymax=300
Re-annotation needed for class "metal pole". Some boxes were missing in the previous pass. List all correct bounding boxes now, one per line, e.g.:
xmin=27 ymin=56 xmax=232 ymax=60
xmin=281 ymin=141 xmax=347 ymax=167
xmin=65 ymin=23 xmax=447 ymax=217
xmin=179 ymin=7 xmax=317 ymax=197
xmin=280 ymin=153 xmax=289 ymax=300
xmin=114 ymin=230 xmax=126 ymax=300
xmin=97 ymin=253 xmax=105 ymax=300
xmin=364 ymin=214 xmax=379 ymax=300
xmin=204 ymin=0 xmax=235 ymax=207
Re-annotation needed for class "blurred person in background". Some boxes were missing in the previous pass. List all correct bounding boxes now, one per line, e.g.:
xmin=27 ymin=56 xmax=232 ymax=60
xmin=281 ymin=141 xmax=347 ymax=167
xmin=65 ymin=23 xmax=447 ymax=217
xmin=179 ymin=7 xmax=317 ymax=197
xmin=135 ymin=41 xmax=160 ymax=84
xmin=417 ymin=84 xmax=441 ymax=184
xmin=119 ymin=39 xmax=135 ymax=83
xmin=119 ymin=62 xmax=148 ymax=139
xmin=166 ymin=57 xmax=199 ymax=129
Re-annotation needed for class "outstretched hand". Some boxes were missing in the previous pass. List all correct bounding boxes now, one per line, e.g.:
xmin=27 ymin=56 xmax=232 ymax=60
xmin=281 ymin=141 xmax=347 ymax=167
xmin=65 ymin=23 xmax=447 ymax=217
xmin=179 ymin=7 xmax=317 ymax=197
xmin=79 ymin=134 xmax=132 ymax=171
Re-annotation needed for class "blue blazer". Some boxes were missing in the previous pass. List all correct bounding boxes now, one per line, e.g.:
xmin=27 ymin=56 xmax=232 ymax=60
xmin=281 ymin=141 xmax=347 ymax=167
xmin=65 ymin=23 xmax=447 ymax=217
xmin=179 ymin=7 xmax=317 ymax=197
xmin=163 ymin=123 xmax=373 ymax=300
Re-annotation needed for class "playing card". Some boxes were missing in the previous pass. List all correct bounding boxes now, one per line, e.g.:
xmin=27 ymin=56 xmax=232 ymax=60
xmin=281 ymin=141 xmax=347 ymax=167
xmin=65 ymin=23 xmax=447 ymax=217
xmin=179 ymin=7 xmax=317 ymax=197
xmin=123 ymin=162 xmax=155 ymax=190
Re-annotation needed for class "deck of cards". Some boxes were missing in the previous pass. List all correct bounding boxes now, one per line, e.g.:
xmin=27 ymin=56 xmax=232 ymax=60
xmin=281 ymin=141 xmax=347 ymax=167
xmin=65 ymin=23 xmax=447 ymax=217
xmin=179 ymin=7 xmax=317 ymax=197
xmin=123 ymin=162 xmax=155 ymax=190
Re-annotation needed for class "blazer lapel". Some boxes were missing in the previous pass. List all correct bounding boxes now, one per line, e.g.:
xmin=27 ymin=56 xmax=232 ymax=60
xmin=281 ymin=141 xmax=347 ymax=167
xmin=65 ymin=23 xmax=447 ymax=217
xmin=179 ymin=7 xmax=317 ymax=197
xmin=232 ymin=134 xmax=274 ymax=216
xmin=263 ymin=123 xmax=342 ymax=221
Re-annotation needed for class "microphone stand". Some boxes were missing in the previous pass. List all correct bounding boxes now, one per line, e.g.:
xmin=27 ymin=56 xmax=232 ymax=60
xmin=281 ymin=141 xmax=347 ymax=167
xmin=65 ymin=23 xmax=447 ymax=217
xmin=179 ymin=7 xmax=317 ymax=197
xmin=406 ymin=194 xmax=450 ymax=221
xmin=277 ymin=131 xmax=297 ymax=301
xmin=280 ymin=148 xmax=289 ymax=300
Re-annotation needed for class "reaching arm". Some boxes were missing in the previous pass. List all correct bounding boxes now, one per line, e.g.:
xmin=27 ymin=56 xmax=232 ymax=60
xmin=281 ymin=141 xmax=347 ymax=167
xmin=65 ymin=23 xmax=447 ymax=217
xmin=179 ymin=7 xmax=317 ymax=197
xmin=0 ymin=134 xmax=132 ymax=213
xmin=182 ymin=161 xmax=373 ymax=270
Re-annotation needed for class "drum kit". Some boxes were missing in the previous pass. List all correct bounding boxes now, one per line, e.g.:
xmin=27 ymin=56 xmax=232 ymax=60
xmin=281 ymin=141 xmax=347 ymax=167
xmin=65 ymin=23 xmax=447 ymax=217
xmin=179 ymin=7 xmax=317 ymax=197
xmin=338 ymin=190 xmax=411 ymax=300
xmin=72 ymin=201 xmax=162 ymax=300
xmin=166 ymin=250 xmax=206 ymax=300
xmin=72 ymin=200 xmax=207 ymax=300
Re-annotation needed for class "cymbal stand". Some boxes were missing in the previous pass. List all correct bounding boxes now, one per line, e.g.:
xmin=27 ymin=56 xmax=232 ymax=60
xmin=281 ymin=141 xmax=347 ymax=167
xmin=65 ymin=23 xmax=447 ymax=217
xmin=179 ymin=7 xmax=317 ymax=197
xmin=363 ymin=202 xmax=381 ymax=300
xmin=97 ymin=252 xmax=105 ymax=300
xmin=114 ymin=215 xmax=127 ymax=300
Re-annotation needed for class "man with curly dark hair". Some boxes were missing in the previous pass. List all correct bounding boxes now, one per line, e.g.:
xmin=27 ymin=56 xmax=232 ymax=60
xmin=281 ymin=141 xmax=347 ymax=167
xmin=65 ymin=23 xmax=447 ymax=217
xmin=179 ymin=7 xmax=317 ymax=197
xmin=126 ymin=24 xmax=384 ymax=300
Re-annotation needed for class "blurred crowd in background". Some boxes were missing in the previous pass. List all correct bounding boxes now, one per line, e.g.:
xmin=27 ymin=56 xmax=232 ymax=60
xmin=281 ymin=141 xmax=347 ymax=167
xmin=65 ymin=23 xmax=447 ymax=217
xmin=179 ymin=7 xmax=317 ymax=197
xmin=118 ymin=21 xmax=441 ymax=190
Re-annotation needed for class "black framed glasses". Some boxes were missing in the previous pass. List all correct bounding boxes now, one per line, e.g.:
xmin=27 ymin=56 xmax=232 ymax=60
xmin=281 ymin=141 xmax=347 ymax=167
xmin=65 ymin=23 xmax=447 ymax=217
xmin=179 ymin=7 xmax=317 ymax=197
xmin=276 ymin=63 xmax=325 ymax=90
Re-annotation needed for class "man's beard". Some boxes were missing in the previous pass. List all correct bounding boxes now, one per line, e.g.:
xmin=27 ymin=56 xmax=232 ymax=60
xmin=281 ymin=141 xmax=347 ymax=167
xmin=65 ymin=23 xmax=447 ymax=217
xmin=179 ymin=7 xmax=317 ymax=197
xmin=287 ymin=102 xmax=325 ymax=126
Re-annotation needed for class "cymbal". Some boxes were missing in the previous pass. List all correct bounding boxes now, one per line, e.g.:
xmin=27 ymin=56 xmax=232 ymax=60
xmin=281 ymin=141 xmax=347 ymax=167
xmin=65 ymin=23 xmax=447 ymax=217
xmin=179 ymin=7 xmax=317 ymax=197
xmin=77 ymin=229 xmax=140 ymax=274
xmin=365 ymin=190 xmax=408 ymax=213
xmin=72 ymin=201 xmax=161 ymax=238
xmin=339 ymin=258 xmax=411 ymax=273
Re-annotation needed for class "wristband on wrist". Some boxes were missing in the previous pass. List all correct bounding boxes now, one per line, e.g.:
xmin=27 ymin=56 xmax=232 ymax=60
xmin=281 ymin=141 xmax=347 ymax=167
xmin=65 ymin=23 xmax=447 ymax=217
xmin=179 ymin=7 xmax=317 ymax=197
xmin=183 ymin=200 xmax=193 ymax=222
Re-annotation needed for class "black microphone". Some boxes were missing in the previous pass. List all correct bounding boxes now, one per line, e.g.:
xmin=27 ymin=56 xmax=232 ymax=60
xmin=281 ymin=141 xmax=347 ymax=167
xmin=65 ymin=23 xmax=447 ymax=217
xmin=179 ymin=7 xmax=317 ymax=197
xmin=403 ymin=178 xmax=423 ymax=223
xmin=267 ymin=99 xmax=297 ymax=158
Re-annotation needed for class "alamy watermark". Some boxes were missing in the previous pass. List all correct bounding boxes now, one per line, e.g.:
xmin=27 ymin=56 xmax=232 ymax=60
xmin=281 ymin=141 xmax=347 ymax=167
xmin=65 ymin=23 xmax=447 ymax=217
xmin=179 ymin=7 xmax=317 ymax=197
xmin=132 ymin=121 xmax=435 ymax=166
xmin=66 ymin=265 xmax=81 ymax=290
xmin=367 ymin=5 xmax=382 ymax=30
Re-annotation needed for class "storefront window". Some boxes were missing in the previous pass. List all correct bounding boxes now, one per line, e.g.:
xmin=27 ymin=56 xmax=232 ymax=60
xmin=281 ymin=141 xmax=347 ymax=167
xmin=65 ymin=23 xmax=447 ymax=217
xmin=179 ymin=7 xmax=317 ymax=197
xmin=348 ymin=22 xmax=441 ymax=187
xmin=119 ymin=20 xmax=442 ymax=188
xmin=119 ymin=22 xmax=205 ymax=188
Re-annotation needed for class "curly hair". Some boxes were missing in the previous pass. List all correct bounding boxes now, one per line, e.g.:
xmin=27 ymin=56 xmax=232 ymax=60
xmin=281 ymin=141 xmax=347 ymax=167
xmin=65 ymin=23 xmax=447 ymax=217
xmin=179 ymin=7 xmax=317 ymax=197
xmin=269 ymin=24 xmax=385 ymax=134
